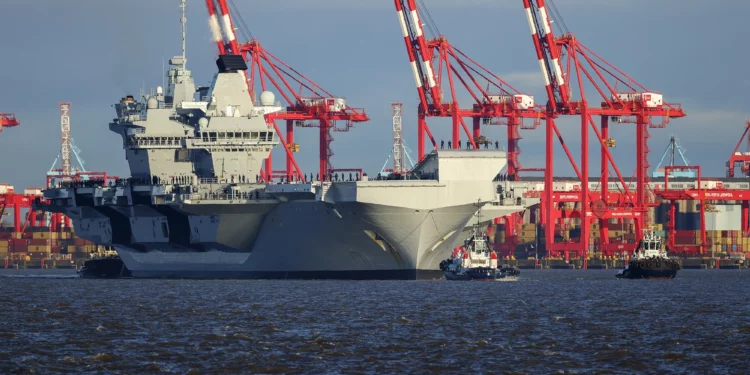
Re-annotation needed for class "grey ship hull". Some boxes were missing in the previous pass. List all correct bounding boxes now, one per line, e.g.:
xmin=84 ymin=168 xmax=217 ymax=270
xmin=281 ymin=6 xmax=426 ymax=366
xmin=67 ymin=196 xmax=522 ymax=280
xmin=46 ymin=169 xmax=528 ymax=280
xmin=122 ymin=200 xmax=477 ymax=279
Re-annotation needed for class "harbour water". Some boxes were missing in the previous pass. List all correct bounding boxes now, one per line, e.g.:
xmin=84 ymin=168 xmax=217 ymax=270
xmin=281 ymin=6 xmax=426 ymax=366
xmin=0 ymin=269 xmax=748 ymax=374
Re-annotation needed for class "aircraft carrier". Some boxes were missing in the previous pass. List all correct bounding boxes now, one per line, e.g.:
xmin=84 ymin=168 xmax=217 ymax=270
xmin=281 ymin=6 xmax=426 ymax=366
xmin=35 ymin=30 xmax=528 ymax=279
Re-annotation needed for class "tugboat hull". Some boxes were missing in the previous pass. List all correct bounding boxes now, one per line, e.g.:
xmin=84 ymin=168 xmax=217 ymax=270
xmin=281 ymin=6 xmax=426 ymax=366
xmin=615 ymin=267 xmax=678 ymax=279
xmin=444 ymin=267 xmax=520 ymax=281
xmin=78 ymin=257 xmax=132 ymax=278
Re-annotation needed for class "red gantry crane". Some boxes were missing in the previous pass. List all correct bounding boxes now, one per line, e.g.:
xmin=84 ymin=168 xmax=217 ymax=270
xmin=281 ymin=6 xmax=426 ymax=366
xmin=727 ymin=120 xmax=750 ymax=178
xmin=521 ymin=0 xmax=686 ymax=260
xmin=0 ymin=113 xmax=27 ymax=233
xmin=393 ymin=0 xmax=544 ymax=181
xmin=0 ymin=114 xmax=41 ymax=236
xmin=205 ymin=0 xmax=369 ymax=183
xmin=393 ymin=0 xmax=544 ymax=256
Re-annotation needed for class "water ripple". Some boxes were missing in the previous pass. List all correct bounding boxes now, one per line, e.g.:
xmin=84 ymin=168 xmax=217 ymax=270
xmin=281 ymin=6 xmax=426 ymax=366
xmin=0 ymin=269 xmax=748 ymax=374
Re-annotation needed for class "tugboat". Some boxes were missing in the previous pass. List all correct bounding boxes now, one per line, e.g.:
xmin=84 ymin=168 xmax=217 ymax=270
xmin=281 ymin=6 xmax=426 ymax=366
xmin=616 ymin=228 xmax=681 ymax=279
xmin=78 ymin=251 xmax=132 ymax=278
xmin=439 ymin=209 xmax=520 ymax=281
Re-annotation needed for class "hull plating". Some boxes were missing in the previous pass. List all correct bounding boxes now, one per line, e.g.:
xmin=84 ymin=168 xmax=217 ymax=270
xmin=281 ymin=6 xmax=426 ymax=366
xmin=70 ymin=200 xmax=524 ymax=280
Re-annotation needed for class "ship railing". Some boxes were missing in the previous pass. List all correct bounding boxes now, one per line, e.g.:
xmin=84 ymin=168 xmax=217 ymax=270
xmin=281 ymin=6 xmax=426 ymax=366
xmin=486 ymin=196 xmax=525 ymax=207
xmin=120 ymin=113 xmax=147 ymax=122
xmin=182 ymin=191 xmax=265 ymax=201
xmin=127 ymin=138 xmax=182 ymax=148
xmin=371 ymin=171 xmax=438 ymax=181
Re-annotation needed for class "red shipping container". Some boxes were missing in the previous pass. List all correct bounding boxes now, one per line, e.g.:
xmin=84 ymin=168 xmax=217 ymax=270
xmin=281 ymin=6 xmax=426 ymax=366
xmin=29 ymin=239 xmax=50 ymax=246
xmin=10 ymin=239 xmax=27 ymax=246
xmin=10 ymin=245 xmax=28 ymax=253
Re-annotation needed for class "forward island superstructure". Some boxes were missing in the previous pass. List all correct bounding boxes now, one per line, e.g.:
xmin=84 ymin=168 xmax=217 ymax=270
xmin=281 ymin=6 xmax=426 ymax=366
xmin=36 ymin=16 xmax=527 ymax=279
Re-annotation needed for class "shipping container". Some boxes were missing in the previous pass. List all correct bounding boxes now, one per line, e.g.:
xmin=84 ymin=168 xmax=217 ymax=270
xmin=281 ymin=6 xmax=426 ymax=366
xmin=705 ymin=206 xmax=742 ymax=231
xmin=28 ymin=245 xmax=51 ymax=253
xmin=10 ymin=245 xmax=28 ymax=253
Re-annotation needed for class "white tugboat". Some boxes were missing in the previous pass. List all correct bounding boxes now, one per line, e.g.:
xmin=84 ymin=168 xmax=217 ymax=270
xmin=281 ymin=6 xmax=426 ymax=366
xmin=439 ymin=208 xmax=520 ymax=281
xmin=616 ymin=227 xmax=681 ymax=279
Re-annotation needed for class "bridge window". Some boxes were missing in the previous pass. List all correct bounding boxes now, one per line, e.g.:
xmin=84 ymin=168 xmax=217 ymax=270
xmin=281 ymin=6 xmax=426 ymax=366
xmin=209 ymin=132 xmax=217 ymax=142
xmin=243 ymin=132 xmax=250 ymax=139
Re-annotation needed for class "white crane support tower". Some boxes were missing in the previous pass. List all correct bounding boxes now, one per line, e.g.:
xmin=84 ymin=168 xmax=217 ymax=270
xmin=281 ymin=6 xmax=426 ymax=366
xmin=60 ymin=102 xmax=71 ymax=175
xmin=392 ymin=102 xmax=404 ymax=174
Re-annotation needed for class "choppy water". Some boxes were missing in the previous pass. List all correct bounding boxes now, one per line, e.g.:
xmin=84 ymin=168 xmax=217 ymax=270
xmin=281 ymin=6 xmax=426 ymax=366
xmin=0 ymin=269 xmax=748 ymax=374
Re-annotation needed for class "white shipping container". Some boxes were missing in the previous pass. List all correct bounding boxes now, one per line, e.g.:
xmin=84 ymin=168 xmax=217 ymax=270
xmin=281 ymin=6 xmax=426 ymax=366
xmin=705 ymin=205 xmax=741 ymax=231
xmin=611 ymin=92 xmax=663 ymax=108
xmin=485 ymin=95 xmax=534 ymax=109
xmin=23 ymin=188 xmax=43 ymax=196
xmin=723 ymin=182 xmax=750 ymax=190
xmin=641 ymin=93 xmax=663 ymax=108
xmin=513 ymin=95 xmax=534 ymax=109
xmin=700 ymin=180 xmax=723 ymax=189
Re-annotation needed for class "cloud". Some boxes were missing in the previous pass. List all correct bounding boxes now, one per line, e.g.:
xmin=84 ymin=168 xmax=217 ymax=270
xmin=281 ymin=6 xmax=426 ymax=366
xmin=675 ymin=109 xmax=749 ymax=136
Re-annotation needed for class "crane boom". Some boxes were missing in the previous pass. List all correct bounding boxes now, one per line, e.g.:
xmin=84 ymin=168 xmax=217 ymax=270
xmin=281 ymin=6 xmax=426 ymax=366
xmin=205 ymin=0 xmax=225 ymax=54
xmin=394 ymin=0 xmax=441 ymax=109
xmin=522 ymin=0 xmax=568 ymax=109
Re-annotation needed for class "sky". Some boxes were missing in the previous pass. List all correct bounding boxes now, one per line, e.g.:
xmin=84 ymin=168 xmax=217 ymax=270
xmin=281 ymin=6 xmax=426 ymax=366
xmin=0 ymin=0 xmax=748 ymax=190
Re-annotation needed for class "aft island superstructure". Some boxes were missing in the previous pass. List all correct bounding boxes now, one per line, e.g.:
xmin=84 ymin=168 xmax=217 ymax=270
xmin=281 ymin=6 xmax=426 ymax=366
xmin=37 ymin=39 xmax=527 ymax=279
